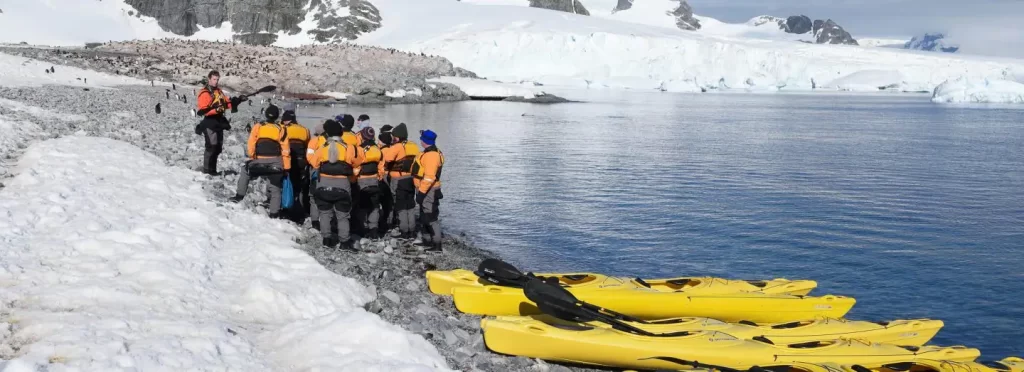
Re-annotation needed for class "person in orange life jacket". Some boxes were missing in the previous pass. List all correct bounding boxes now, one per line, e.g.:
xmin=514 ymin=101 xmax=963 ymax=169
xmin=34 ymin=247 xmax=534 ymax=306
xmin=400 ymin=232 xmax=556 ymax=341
xmin=354 ymin=127 xmax=384 ymax=239
xmin=281 ymin=103 xmax=311 ymax=219
xmin=230 ymin=104 xmax=291 ymax=218
xmin=380 ymin=123 xmax=419 ymax=238
xmin=196 ymin=70 xmax=247 ymax=175
xmin=336 ymin=114 xmax=365 ymax=234
xmin=310 ymin=120 xmax=361 ymax=249
xmin=413 ymin=129 xmax=444 ymax=252
xmin=376 ymin=124 xmax=396 ymax=235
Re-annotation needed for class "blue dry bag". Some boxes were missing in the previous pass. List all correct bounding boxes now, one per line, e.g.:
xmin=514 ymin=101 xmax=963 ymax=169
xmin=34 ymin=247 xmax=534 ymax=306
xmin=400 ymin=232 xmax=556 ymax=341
xmin=281 ymin=175 xmax=294 ymax=209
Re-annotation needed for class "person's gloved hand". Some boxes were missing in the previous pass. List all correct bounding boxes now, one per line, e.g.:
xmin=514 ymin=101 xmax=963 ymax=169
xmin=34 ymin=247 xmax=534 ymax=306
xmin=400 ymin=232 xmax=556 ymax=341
xmin=416 ymin=191 xmax=426 ymax=205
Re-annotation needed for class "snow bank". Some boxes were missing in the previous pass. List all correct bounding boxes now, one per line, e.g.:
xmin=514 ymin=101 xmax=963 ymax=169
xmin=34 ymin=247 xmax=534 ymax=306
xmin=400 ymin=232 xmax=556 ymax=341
xmin=0 ymin=136 xmax=450 ymax=371
xmin=931 ymin=77 xmax=1024 ymax=103
xmin=0 ymin=52 xmax=150 ymax=88
xmin=821 ymin=70 xmax=909 ymax=92
xmin=360 ymin=0 xmax=1024 ymax=94
xmin=428 ymin=76 xmax=539 ymax=98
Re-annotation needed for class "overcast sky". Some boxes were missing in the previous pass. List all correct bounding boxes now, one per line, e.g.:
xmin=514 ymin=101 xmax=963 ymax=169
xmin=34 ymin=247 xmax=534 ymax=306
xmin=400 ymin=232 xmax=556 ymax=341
xmin=687 ymin=0 xmax=1024 ymax=57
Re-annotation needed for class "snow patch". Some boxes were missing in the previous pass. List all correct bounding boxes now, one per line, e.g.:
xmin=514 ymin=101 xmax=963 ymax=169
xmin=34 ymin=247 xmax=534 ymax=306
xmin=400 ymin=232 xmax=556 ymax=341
xmin=931 ymin=77 xmax=1024 ymax=103
xmin=428 ymin=76 xmax=539 ymax=98
xmin=322 ymin=91 xmax=351 ymax=99
xmin=821 ymin=70 xmax=909 ymax=92
xmin=0 ymin=52 xmax=151 ymax=88
xmin=0 ymin=136 xmax=450 ymax=371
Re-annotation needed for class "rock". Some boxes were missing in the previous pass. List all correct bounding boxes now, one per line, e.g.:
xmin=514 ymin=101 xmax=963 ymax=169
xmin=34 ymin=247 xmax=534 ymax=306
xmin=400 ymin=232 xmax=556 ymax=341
xmin=443 ymin=329 xmax=458 ymax=346
xmin=529 ymin=0 xmax=589 ymax=15
xmin=454 ymin=328 xmax=471 ymax=341
xmin=454 ymin=67 xmax=479 ymax=79
xmin=813 ymin=19 xmax=858 ymax=45
xmin=613 ymin=0 xmax=632 ymax=12
xmin=670 ymin=1 xmax=701 ymax=31
xmin=905 ymin=33 xmax=959 ymax=53
xmin=783 ymin=15 xmax=813 ymax=34
xmin=123 ymin=0 xmax=382 ymax=44
xmin=383 ymin=245 xmax=394 ymax=254
xmin=503 ymin=94 xmax=573 ymax=103
xmin=404 ymin=281 xmax=419 ymax=292
xmin=363 ymin=300 xmax=383 ymax=314
xmin=381 ymin=290 xmax=400 ymax=304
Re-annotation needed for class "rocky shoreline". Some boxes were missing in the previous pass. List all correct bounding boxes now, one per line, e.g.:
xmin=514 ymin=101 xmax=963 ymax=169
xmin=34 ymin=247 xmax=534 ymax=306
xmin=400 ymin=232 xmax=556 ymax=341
xmin=0 ymin=40 xmax=477 ymax=104
xmin=0 ymin=84 xmax=594 ymax=371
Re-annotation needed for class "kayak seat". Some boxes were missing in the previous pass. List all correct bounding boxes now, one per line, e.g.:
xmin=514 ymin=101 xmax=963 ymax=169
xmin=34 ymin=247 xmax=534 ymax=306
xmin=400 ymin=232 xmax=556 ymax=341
xmin=787 ymin=341 xmax=832 ymax=349
xmin=770 ymin=321 xmax=808 ymax=329
xmin=646 ymin=318 xmax=688 ymax=325
xmin=745 ymin=280 xmax=769 ymax=288
xmin=881 ymin=362 xmax=916 ymax=372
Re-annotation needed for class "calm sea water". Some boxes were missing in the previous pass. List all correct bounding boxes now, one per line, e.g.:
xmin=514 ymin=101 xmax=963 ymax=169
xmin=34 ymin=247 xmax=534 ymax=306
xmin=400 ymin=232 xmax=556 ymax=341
xmin=300 ymin=90 xmax=1024 ymax=359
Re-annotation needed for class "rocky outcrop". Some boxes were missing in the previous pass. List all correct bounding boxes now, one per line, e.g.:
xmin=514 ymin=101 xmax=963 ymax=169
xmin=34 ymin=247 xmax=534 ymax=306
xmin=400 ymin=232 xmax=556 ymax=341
xmin=905 ymin=33 xmax=959 ymax=53
xmin=529 ymin=0 xmax=589 ymax=15
xmin=783 ymin=15 xmax=813 ymax=34
xmin=307 ymin=0 xmax=382 ymax=43
xmin=813 ymin=19 xmax=858 ymax=45
xmin=0 ymin=40 xmax=475 ymax=103
xmin=670 ymin=0 xmax=701 ymax=31
xmin=613 ymin=0 xmax=633 ymax=12
xmin=122 ymin=0 xmax=381 ymax=45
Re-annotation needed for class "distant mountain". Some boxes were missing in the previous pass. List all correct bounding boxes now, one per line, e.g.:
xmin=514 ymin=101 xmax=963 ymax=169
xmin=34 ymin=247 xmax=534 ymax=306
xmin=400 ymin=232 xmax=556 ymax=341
xmin=749 ymin=15 xmax=857 ymax=45
xmin=120 ymin=0 xmax=381 ymax=45
xmin=905 ymin=33 xmax=959 ymax=53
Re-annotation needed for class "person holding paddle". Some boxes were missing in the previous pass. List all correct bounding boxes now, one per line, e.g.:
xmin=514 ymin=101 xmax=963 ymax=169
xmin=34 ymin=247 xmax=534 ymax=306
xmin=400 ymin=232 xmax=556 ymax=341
xmin=196 ymin=70 xmax=245 ymax=176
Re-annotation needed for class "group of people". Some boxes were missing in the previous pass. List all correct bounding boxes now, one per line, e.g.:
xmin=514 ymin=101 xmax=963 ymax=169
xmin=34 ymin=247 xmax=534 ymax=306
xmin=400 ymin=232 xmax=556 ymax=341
xmin=195 ymin=70 xmax=445 ymax=251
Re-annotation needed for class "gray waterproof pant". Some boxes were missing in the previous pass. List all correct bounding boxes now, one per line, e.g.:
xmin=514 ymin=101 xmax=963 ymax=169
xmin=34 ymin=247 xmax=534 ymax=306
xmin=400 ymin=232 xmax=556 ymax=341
xmin=355 ymin=177 xmax=381 ymax=234
xmin=390 ymin=175 xmax=416 ymax=234
xmin=419 ymin=188 xmax=443 ymax=244
xmin=315 ymin=177 xmax=352 ymax=242
xmin=203 ymin=127 xmax=223 ymax=175
xmin=236 ymin=158 xmax=284 ymax=215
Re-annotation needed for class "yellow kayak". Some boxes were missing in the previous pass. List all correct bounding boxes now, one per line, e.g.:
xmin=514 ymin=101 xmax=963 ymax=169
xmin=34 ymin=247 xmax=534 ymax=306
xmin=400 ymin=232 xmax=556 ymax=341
xmin=451 ymin=280 xmax=854 ymax=322
xmin=426 ymin=268 xmax=817 ymax=296
xmin=480 ymin=315 xmax=980 ymax=371
xmin=488 ymin=314 xmax=942 ymax=346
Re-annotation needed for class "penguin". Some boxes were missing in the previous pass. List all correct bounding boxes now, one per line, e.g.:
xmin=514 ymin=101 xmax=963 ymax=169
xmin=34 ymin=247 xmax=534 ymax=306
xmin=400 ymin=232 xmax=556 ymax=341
xmin=166 ymin=90 xmax=170 ymax=99
xmin=172 ymin=83 xmax=176 ymax=90
xmin=155 ymin=103 xmax=162 ymax=114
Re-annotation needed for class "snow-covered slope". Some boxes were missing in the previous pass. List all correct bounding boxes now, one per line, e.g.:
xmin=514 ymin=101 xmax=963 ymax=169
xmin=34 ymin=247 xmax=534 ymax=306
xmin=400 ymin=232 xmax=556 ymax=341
xmin=358 ymin=0 xmax=1024 ymax=94
xmin=0 ymin=134 xmax=451 ymax=371
xmin=0 ymin=52 xmax=154 ymax=88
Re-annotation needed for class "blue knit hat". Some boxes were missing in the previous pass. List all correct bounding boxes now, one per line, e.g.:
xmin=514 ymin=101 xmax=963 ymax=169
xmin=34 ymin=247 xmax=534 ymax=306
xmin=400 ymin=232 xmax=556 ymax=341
xmin=420 ymin=129 xmax=438 ymax=145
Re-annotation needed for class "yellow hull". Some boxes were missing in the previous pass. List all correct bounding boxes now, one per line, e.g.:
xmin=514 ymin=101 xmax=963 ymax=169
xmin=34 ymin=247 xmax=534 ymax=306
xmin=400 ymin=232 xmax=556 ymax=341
xmin=426 ymin=268 xmax=817 ymax=296
xmin=490 ymin=314 xmax=941 ymax=346
xmin=481 ymin=316 xmax=979 ymax=371
xmin=452 ymin=282 xmax=854 ymax=322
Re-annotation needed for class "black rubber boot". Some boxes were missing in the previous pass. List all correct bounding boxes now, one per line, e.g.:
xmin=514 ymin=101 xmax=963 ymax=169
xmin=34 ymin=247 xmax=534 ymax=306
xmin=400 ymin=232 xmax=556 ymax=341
xmin=228 ymin=194 xmax=244 ymax=203
xmin=322 ymin=236 xmax=337 ymax=248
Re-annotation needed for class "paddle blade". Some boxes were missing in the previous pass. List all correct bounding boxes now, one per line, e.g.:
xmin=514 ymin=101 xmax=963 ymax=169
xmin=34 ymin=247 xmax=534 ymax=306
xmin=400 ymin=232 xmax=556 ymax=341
xmin=523 ymin=278 xmax=592 ymax=322
xmin=474 ymin=259 xmax=525 ymax=286
xmin=257 ymin=85 xmax=277 ymax=94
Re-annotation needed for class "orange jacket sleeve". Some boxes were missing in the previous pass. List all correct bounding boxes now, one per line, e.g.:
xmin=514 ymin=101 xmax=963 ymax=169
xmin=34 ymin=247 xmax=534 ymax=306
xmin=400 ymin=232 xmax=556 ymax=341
xmin=306 ymin=137 xmax=322 ymax=166
xmin=417 ymin=152 xmax=442 ymax=193
xmin=246 ymin=124 xmax=259 ymax=159
xmin=280 ymin=134 xmax=291 ymax=170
